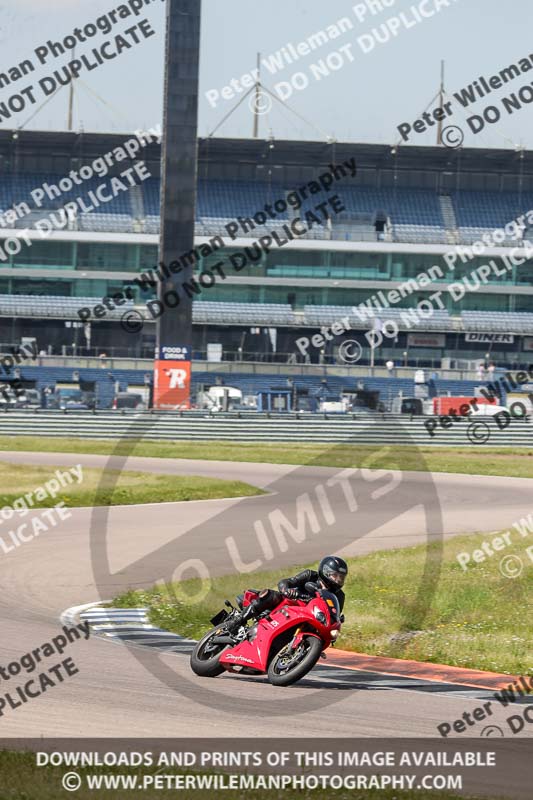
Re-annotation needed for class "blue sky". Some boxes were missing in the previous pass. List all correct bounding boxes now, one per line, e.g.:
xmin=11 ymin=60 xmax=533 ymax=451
xmin=3 ymin=0 xmax=533 ymax=151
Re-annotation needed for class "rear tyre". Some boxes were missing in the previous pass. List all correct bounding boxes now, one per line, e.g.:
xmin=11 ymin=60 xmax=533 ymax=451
xmin=190 ymin=628 xmax=229 ymax=677
xmin=267 ymin=635 xmax=322 ymax=686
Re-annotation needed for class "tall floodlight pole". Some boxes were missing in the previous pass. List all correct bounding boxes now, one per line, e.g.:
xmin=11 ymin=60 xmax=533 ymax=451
xmin=437 ymin=60 xmax=445 ymax=146
xmin=154 ymin=0 xmax=202 ymax=409
xmin=253 ymin=53 xmax=261 ymax=138
xmin=67 ymin=48 xmax=76 ymax=130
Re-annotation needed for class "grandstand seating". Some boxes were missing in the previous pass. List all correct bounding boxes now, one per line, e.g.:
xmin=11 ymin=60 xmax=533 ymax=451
xmin=393 ymin=224 xmax=448 ymax=244
xmin=143 ymin=178 xmax=161 ymax=217
xmin=0 ymin=295 xmax=133 ymax=320
xmin=0 ymin=295 xmax=295 ymax=325
xmin=303 ymin=305 xmax=454 ymax=331
xmin=3 ymin=172 xmax=533 ymax=247
xmin=452 ymin=190 xmax=525 ymax=228
xmin=9 ymin=174 xmax=135 ymax=232
xmin=197 ymin=179 xmax=288 ymax=221
xmin=78 ymin=213 xmax=135 ymax=233
xmin=451 ymin=190 xmax=531 ymax=245
xmin=337 ymin=186 xmax=447 ymax=244
xmin=2 ymin=295 xmax=531 ymax=334
xmin=462 ymin=311 xmax=533 ymax=333
xmin=332 ymin=222 xmax=382 ymax=242
xmin=145 ymin=216 xmax=160 ymax=234
xmin=193 ymin=301 xmax=295 ymax=325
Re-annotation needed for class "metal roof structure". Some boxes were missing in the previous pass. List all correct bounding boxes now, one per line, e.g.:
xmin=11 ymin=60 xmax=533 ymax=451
xmin=0 ymin=129 xmax=531 ymax=191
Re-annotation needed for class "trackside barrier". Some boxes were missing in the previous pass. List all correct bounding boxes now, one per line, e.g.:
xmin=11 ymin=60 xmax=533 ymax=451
xmin=0 ymin=411 xmax=531 ymax=446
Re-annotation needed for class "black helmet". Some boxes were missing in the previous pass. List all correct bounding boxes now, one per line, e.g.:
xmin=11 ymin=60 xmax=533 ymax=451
xmin=318 ymin=555 xmax=348 ymax=591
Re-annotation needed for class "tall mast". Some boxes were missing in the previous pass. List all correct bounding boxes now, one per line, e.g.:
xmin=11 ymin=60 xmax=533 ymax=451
xmin=437 ymin=60 xmax=445 ymax=145
xmin=253 ymin=52 xmax=261 ymax=138
xmin=67 ymin=48 xmax=76 ymax=130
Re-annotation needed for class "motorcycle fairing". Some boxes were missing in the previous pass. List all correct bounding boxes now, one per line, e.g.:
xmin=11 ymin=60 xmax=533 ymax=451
xmin=219 ymin=599 xmax=327 ymax=673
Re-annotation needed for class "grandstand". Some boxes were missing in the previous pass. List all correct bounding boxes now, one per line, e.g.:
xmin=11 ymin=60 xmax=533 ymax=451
xmin=5 ymin=295 xmax=533 ymax=336
xmin=0 ymin=130 xmax=533 ymax=388
xmin=3 ymin=173 xmax=530 ymax=245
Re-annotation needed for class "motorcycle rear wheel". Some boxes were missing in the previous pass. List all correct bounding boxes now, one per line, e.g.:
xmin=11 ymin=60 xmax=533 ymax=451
xmin=267 ymin=635 xmax=322 ymax=686
xmin=190 ymin=627 xmax=228 ymax=677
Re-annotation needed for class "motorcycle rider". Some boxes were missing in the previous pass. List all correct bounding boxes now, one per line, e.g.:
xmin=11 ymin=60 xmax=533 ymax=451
xmin=228 ymin=555 xmax=348 ymax=631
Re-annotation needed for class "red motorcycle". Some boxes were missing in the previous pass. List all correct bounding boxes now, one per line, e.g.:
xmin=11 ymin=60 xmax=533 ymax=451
xmin=190 ymin=586 xmax=343 ymax=686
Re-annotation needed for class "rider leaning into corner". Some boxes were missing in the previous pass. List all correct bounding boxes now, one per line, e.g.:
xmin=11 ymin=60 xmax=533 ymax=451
xmin=228 ymin=555 xmax=348 ymax=631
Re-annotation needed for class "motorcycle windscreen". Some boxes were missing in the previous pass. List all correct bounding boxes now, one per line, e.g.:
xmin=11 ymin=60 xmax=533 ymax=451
xmin=210 ymin=609 xmax=229 ymax=626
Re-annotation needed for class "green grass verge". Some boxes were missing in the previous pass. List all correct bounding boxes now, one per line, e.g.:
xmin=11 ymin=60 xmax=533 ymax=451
xmin=2 ymin=436 xmax=533 ymax=479
xmin=114 ymin=530 xmax=533 ymax=675
xmin=0 ymin=461 xmax=262 ymax=509
xmin=0 ymin=752 xmax=495 ymax=800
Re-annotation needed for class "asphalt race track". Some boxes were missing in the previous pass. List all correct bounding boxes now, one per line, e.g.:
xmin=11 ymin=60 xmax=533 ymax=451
xmin=0 ymin=450 xmax=531 ymax=743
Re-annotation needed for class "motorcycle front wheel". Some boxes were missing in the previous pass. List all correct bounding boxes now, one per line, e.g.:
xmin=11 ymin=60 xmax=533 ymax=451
xmin=190 ymin=627 xmax=228 ymax=677
xmin=267 ymin=635 xmax=323 ymax=686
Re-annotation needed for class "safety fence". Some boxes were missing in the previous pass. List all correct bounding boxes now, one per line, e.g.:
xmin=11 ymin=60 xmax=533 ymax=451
xmin=1 ymin=410 xmax=531 ymax=446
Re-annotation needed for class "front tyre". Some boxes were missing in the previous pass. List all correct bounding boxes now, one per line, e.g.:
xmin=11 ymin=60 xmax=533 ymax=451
xmin=267 ymin=635 xmax=323 ymax=686
xmin=190 ymin=628 xmax=228 ymax=677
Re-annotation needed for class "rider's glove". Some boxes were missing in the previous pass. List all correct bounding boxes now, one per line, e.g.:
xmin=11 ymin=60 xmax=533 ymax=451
xmin=283 ymin=588 xmax=299 ymax=599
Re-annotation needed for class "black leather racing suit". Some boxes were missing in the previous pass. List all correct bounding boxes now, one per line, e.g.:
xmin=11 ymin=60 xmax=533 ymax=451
xmin=278 ymin=569 xmax=345 ymax=613
xmin=239 ymin=569 xmax=345 ymax=625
